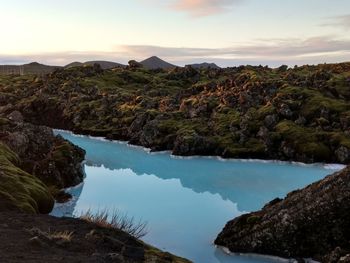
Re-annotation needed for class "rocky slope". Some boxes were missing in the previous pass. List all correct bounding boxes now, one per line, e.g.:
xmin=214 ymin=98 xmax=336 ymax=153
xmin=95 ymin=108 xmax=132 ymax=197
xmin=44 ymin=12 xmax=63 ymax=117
xmin=0 ymin=211 xmax=190 ymax=263
xmin=215 ymin=166 xmax=350 ymax=262
xmin=1 ymin=62 xmax=350 ymax=163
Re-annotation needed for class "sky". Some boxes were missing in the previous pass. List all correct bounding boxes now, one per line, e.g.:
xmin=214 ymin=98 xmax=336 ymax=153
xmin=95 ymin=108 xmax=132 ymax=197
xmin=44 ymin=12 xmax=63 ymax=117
xmin=1 ymin=0 xmax=350 ymax=67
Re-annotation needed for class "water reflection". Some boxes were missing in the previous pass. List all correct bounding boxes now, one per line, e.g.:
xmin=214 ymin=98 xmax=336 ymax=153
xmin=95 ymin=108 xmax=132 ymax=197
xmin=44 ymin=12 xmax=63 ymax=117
xmin=52 ymin=130 xmax=339 ymax=263
xmin=51 ymin=182 xmax=84 ymax=217
xmin=55 ymin=131 xmax=335 ymax=211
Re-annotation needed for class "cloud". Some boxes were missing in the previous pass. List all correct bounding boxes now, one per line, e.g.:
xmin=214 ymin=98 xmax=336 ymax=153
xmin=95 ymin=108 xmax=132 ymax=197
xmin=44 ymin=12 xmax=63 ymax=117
xmin=232 ymin=37 xmax=350 ymax=57
xmin=1 ymin=36 xmax=350 ymax=67
xmin=169 ymin=0 xmax=241 ymax=17
xmin=322 ymin=14 xmax=350 ymax=30
xmin=120 ymin=36 xmax=350 ymax=64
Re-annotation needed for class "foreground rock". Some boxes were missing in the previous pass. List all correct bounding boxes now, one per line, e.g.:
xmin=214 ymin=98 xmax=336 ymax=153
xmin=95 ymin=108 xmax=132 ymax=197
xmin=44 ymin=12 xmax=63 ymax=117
xmin=215 ymin=167 xmax=350 ymax=262
xmin=0 ymin=211 xmax=191 ymax=263
xmin=0 ymin=112 xmax=85 ymax=213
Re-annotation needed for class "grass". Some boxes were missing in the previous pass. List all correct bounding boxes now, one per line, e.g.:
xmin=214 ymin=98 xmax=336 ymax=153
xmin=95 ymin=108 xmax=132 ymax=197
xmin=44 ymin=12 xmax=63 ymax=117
xmin=80 ymin=209 xmax=148 ymax=239
xmin=28 ymin=227 xmax=74 ymax=242
xmin=49 ymin=230 xmax=74 ymax=242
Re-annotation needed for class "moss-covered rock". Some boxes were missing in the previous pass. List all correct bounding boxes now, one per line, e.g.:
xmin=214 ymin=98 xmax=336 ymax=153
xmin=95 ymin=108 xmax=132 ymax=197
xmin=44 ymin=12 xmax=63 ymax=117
xmin=0 ymin=114 xmax=85 ymax=213
xmin=1 ymin=62 xmax=350 ymax=163
xmin=0 ymin=142 xmax=54 ymax=213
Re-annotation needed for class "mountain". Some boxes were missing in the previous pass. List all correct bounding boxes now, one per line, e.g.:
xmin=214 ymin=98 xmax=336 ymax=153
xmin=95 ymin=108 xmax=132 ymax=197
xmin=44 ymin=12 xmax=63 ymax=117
xmin=65 ymin=61 xmax=125 ymax=69
xmin=186 ymin=62 xmax=221 ymax=69
xmin=140 ymin=56 xmax=177 ymax=70
xmin=64 ymin=61 xmax=83 ymax=68
xmin=0 ymin=62 xmax=60 ymax=75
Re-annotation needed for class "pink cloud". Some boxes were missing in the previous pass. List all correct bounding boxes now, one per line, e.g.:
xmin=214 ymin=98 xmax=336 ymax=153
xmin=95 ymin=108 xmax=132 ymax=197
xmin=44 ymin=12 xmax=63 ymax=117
xmin=170 ymin=0 xmax=240 ymax=16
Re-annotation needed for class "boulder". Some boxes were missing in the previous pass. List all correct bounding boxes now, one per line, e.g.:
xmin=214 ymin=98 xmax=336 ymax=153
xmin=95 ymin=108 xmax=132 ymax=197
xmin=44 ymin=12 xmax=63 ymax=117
xmin=215 ymin=167 xmax=350 ymax=262
xmin=7 ymin=111 xmax=24 ymax=123
xmin=335 ymin=146 xmax=350 ymax=163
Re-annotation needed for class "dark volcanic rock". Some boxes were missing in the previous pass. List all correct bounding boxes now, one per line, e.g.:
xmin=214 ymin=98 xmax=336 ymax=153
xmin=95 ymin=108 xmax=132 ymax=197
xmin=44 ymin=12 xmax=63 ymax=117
xmin=173 ymin=134 xmax=218 ymax=156
xmin=0 ymin=113 xmax=85 ymax=213
xmin=215 ymin=167 xmax=350 ymax=262
xmin=1 ymin=62 xmax=350 ymax=163
xmin=1 ymin=113 xmax=85 ymax=189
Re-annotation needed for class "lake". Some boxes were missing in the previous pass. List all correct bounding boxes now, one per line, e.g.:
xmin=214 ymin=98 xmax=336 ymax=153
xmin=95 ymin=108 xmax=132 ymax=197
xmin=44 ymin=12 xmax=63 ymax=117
xmin=52 ymin=130 xmax=342 ymax=263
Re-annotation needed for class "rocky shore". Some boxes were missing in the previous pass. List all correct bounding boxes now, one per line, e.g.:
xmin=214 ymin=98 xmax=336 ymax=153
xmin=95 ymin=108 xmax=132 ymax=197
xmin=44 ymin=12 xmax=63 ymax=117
xmin=0 ymin=62 xmax=350 ymax=164
xmin=215 ymin=166 xmax=350 ymax=262
xmin=0 ymin=111 xmax=191 ymax=262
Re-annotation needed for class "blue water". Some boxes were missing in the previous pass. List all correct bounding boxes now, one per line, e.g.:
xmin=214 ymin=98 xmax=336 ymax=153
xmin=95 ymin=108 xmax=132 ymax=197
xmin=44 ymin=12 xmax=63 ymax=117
xmin=52 ymin=130 xmax=342 ymax=263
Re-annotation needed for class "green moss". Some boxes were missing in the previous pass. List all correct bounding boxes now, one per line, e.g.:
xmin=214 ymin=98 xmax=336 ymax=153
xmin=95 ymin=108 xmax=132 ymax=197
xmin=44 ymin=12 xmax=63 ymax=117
xmin=0 ymin=143 xmax=54 ymax=213
xmin=330 ymin=133 xmax=350 ymax=148
xmin=276 ymin=121 xmax=333 ymax=161
xmin=52 ymin=142 xmax=73 ymax=165
xmin=302 ymin=95 xmax=348 ymax=118
xmin=279 ymin=86 xmax=350 ymax=118
xmin=212 ymin=109 xmax=240 ymax=135
xmin=276 ymin=120 xmax=317 ymax=142
xmin=298 ymin=142 xmax=331 ymax=160
xmin=257 ymin=104 xmax=276 ymax=118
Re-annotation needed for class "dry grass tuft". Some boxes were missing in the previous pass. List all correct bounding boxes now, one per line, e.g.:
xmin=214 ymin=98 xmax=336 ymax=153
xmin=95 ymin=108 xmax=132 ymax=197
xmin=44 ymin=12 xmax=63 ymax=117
xmin=49 ymin=230 xmax=74 ymax=242
xmin=80 ymin=209 xmax=148 ymax=239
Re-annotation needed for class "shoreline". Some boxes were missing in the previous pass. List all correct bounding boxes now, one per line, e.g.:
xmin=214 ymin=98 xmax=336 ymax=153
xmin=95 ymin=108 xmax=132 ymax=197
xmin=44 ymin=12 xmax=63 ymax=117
xmin=53 ymin=128 xmax=342 ymax=263
xmin=216 ymin=245 xmax=319 ymax=263
xmin=54 ymin=128 xmax=346 ymax=171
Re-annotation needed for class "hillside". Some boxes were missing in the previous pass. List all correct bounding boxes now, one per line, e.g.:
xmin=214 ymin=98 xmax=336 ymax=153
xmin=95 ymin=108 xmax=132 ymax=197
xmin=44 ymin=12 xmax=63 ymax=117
xmin=0 ymin=62 xmax=350 ymax=164
xmin=65 ymin=60 xmax=125 ymax=69
xmin=186 ymin=62 xmax=221 ymax=69
xmin=0 ymin=62 xmax=60 ymax=75
xmin=140 ymin=56 xmax=177 ymax=69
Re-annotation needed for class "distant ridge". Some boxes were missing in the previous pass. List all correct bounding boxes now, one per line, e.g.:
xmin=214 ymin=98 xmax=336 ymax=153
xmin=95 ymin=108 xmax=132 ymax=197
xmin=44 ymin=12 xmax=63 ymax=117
xmin=0 ymin=58 xmax=220 ymax=75
xmin=0 ymin=62 xmax=60 ymax=75
xmin=140 ymin=56 xmax=177 ymax=70
xmin=186 ymin=62 xmax=220 ymax=69
xmin=65 ymin=61 xmax=126 ymax=69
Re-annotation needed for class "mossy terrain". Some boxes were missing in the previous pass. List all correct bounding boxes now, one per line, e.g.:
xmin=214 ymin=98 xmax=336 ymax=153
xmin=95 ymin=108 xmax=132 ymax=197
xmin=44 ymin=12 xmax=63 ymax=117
xmin=1 ymin=62 xmax=350 ymax=163
xmin=0 ymin=142 xmax=54 ymax=213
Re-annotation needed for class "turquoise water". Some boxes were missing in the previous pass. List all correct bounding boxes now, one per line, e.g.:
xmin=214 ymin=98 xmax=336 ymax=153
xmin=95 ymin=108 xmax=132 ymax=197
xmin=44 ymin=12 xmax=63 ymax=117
xmin=52 ymin=130 xmax=342 ymax=263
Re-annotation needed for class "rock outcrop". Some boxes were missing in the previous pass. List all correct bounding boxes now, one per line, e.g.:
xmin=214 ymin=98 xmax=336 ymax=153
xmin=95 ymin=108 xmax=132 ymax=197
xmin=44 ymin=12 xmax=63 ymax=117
xmin=215 ymin=167 xmax=350 ymax=262
xmin=0 ymin=112 xmax=85 ymax=213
